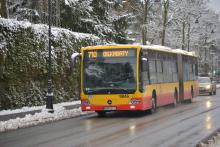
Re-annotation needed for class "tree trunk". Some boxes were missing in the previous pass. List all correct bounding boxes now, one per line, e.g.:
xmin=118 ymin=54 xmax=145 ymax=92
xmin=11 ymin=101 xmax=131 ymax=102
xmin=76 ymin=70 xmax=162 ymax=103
xmin=142 ymin=0 xmax=150 ymax=45
xmin=0 ymin=0 xmax=8 ymax=18
xmin=187 ymin=23 xmax=190 ymax=51
xmin=182 ymin=21 xmax=186 ymax=50
xmin=161 ymin=0 xmax=169 ymax=46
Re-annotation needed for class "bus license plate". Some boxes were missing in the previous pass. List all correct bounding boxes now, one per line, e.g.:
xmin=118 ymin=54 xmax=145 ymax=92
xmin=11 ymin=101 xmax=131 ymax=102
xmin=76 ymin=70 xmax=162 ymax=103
xmin=104 ymin=107 xmax=116 ymax=110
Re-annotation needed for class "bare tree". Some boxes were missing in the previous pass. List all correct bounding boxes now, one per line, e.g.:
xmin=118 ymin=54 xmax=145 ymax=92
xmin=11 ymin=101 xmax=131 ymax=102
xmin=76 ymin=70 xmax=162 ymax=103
xmin=0 ymin=0 xmax=8 ymax=18
xmin=161 ymin=0 xmax=169 ymax=46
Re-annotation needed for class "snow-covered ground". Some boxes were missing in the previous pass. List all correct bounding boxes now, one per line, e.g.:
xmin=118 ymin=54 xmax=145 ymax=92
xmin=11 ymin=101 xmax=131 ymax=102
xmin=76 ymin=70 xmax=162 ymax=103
xmin=197 ymin=131 xmax=220 ymax=147
xmin=0 ymin=101 xmax=80 ymax=116
xmin=0 ymin=101 xmax=93 ymax=133
xmin=216 ymin=84 xmax=220 ymax=89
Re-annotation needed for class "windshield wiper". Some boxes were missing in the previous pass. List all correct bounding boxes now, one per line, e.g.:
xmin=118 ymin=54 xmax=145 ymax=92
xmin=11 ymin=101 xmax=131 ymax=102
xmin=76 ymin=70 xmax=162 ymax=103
xmin=118 ymin=88 xmax=130 ymax=93
xmin=86 ymin=89 xmax=107 ymax=94
xmin=85 ymin=88 xmax=135 ymax=94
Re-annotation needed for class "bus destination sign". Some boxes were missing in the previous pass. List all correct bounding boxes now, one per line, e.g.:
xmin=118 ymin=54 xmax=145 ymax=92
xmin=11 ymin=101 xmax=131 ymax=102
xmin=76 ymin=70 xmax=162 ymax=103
xmin=86 ymin=49 xmax=135 ymax=58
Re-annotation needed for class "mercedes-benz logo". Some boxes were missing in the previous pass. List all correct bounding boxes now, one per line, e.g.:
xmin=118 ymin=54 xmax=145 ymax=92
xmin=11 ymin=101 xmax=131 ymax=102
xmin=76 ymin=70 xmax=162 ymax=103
xmin=107 ymin=100 xmax=112 ymax=105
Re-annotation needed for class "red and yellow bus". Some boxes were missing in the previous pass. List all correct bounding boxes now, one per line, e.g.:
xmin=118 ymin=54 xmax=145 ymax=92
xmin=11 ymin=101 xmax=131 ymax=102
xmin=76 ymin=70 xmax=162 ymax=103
xmin=71 ymin=45 xmax=199 ymax=116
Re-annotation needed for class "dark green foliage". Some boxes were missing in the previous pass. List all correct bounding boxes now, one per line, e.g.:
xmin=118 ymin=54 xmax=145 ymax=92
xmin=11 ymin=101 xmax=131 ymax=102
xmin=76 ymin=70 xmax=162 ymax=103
xmin=0 ymin=19 xmax=100 ymax=110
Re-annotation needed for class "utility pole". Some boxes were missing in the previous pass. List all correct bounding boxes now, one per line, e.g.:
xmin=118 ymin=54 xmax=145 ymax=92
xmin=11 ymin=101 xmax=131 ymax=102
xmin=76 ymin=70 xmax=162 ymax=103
xmin=46 ymin=0 xmax=54 ymax=113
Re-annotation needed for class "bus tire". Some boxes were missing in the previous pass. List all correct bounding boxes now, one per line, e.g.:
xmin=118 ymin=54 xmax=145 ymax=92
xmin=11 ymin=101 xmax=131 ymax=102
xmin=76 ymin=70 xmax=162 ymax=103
xmin=150 ymin=93 xmax=157 ymax=114
xmin=96 ymin=111 xmax=106 ymax=117
xmin=173 ymin=89 xmax=178 ymax=108
xmin=189 ymin=87 xmax=194 ymax=103
xmin=214 ymin=90 xmax=216 ymax=95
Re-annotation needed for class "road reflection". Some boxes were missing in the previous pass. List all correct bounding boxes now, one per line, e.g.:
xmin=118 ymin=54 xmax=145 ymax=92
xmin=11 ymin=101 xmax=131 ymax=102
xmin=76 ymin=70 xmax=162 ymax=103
xmin=85 ymin=119 xmax=92 ymax=131
xmin=205 ymin=113 xmax=212 ymax=130
xmin=206 ymin=100 xmax=212 ymax=109
xmin=129 ymin=124 xmax=136 ymax=136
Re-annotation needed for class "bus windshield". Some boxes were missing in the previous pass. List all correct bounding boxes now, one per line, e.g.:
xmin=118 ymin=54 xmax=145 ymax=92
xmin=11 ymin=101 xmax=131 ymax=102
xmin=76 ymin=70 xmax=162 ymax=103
xmin=83 ymin=49 xmax=137 ymax=94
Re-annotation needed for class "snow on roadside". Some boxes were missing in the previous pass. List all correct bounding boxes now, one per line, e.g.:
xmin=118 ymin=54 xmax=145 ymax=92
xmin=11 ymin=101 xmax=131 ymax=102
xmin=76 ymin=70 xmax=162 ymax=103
xmin=0 ymin=104 xmax=93 ymax=133
xmin=0 ymin=101 xmax=80 ymax=116
xmin=216 ymin=84 xmax=220 ymax=89
xmin=197 ymin=131 xmax=220 ymax=147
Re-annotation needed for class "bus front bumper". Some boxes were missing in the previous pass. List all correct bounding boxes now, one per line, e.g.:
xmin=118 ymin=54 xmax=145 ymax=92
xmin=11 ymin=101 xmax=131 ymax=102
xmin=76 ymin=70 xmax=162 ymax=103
xmin=81 ymin=104 xmax=146 ymax=111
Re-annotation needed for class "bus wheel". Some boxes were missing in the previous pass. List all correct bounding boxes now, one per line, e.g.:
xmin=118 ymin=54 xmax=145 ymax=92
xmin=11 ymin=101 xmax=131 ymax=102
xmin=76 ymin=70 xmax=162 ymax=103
xmin=96 ymin=111 xmax=106 ymax=117
xmin=214 ymin=90 xmax=216 ymax=95
xmin=209 ymin=90 xmax=213 ymax=95
xmin=189 ymin=88 xmax=194 ymax=103
xmin=150 ymin=97 xmax=156 ymax=114
xmin=173 ymin=90 xmax=178 ymax=108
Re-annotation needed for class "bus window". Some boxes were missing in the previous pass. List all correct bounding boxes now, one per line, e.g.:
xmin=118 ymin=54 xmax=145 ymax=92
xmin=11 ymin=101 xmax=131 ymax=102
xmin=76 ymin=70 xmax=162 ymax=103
xmin=172 ymin=62 xmax=178 ymax=82
xmin=157 ymin=60 xmax=163 ymax=83
xmin=149 ymin=60 xmax=157 ymax=83
xmin=163 ymin=61 xmax=171 ymax=82
xmin=148 ymin=50 xmax=157 ymax=60
xmin=195 ymin=64 xmax=198 ymax=77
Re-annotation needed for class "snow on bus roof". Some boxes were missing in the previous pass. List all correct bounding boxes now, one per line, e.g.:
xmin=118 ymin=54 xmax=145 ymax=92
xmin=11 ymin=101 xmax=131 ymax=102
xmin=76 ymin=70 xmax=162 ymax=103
xmin=174 ymin=49 xmax=197 ymax=57
xmin=141 ymin=45 xmax=172 ymax=51
xmin=84 ymin=44 xmax=197 ymax=57
xmin=142 ymin=45 xmax=197 ymax=57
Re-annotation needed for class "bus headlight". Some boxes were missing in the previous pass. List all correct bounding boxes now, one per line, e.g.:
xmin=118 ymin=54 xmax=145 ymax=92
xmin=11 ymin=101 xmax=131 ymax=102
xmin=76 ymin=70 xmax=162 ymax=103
xmin=130 ymin=99 xmax=141 ymax=104
xmin=206 ymin=85 xmax=211 ymax=89
xmin=82 ymin=99 xmax=90 ymax=105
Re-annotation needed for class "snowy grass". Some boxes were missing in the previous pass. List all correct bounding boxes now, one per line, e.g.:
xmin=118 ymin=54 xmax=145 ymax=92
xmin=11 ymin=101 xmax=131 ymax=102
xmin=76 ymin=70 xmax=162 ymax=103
xmin=0 ymin=103 xmax=93 ymax=133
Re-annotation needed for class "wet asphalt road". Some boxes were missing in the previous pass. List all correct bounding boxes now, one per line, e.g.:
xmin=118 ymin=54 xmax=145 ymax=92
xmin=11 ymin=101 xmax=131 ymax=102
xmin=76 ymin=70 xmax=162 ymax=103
xmin=1 ymin=90 xmax=220 ymax=147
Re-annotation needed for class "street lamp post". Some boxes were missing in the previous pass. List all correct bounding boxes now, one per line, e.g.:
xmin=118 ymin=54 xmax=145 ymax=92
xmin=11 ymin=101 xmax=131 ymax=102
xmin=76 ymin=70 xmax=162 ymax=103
xmin=46 ymin=0 xmax=54 ymax=113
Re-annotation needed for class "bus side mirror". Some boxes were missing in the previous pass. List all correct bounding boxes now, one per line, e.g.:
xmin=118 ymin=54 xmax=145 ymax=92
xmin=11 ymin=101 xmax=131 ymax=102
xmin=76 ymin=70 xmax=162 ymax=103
xmin=71 ymin=52 xmax=81 ymax=67
xmin=141 ymin=58 xmax=148 ymax=72
xmin=141 ymin=58 xmax=148 ymax=62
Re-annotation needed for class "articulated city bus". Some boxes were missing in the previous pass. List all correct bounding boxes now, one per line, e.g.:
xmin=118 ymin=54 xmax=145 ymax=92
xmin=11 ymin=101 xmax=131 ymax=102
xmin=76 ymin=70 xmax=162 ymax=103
xmin=71 ymin=45 xmax=199 ymax=116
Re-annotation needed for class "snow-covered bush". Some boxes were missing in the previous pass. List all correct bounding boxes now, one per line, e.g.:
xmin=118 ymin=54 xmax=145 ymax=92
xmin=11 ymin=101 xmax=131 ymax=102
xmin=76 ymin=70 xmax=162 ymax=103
xmin=0 ymin=18 xmax=101 ymax=110
xmin=61 ymin=0 xmax=129 ymax=43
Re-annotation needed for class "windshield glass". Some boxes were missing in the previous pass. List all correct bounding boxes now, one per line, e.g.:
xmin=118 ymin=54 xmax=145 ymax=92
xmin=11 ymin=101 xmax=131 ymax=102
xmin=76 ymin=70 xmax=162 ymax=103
xmin=198 ymin=77 xmax=211 ymax=83
xmin=83 ymin=49 xmax=137 ymax=94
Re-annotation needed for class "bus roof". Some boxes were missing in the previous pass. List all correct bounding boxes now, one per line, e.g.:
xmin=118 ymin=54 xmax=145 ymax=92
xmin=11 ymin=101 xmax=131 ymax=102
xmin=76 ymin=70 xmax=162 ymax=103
xmin=83 ymin=44 xmax=197 ymax=57
xmin=141 ymin=45 xmax=197 ymax=57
